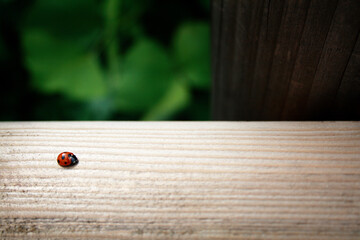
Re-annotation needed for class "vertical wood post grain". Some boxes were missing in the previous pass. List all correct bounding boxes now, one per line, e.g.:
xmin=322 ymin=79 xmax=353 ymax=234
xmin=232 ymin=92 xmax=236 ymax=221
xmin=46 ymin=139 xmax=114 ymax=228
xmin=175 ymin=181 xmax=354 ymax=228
xmin=212 ymin=0 xmax=360 ymax=120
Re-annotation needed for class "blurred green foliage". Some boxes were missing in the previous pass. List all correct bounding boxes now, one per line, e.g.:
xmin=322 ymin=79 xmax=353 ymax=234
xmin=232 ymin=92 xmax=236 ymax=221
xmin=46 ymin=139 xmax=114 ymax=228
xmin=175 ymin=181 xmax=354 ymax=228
xmin=0 ymin=0 xmax=210 ymax=120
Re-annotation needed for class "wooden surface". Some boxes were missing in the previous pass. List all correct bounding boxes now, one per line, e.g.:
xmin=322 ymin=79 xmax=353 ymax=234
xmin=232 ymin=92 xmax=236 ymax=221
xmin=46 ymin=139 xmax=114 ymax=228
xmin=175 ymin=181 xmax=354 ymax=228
xmin=1 ymin=121 xmax=360 ymax=239
xmin=211 ymin=0 xmax=360 ymax=120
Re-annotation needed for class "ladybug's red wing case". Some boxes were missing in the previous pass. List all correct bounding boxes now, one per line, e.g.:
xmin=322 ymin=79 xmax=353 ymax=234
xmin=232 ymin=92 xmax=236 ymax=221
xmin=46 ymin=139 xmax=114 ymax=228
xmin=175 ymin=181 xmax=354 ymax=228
xmin=57 ymin=152 xmax=70 ymax=167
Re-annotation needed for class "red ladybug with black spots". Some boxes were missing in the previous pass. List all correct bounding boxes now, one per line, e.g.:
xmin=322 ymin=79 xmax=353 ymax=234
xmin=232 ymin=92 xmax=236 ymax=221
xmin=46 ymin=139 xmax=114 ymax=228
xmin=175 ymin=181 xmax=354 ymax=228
xmin=57 ymin=152 xmax=79 ymax=167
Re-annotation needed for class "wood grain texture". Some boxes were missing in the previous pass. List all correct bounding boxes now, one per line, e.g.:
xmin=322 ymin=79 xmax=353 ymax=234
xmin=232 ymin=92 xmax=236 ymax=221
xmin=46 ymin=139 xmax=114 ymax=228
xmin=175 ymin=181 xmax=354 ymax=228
xmin=281 ymin=0 xmax=338 ymax=120
xmin=212 ymin=0 xmax=360 ymax=120
xmin=334 ymin=34 xmax=360 ymax=119
xmin=1 ymin=121 xmax=360 ymax=239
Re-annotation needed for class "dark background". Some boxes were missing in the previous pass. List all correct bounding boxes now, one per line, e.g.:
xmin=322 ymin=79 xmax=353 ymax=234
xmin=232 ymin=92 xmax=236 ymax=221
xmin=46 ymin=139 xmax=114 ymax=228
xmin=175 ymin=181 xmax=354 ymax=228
xmin=0 ymin=0 xmax=211 ymax=121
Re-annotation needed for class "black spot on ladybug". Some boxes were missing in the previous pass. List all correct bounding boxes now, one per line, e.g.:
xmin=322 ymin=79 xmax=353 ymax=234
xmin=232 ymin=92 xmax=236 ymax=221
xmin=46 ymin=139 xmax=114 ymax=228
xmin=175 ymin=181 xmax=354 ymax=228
xmin=62 ymin=155 xmax=65 ymax=160
xmin=64 ymin=162 xmax=67 ymax=164
xmin=57 ymin=160 xmax=60 ymax=163
xmin=68 ymin=153 xmax=71 ymax=157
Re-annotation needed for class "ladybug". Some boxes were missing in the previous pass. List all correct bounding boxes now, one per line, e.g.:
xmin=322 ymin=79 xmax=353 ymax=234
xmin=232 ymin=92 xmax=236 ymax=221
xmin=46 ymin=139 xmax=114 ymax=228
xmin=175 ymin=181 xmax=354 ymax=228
xmin=57 ymin=152 xmax=79 ymax=167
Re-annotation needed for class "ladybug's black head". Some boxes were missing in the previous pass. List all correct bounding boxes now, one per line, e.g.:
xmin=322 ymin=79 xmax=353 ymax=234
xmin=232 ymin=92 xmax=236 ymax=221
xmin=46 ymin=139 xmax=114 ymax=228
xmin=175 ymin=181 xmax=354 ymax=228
xmin=70 ymin=154 xmax=79 ymax=166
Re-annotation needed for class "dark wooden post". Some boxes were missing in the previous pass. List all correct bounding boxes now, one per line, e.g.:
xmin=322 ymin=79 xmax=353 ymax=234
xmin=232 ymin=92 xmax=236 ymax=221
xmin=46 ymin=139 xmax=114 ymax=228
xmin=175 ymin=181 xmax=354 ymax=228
xmin=212 ymin=0 xmax=360 ymax=120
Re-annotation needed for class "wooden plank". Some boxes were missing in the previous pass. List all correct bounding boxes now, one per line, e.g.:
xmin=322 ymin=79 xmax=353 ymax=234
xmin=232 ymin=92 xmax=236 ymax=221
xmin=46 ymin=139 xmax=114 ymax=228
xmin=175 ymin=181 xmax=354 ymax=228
xmin=232 ymin=0 xmax=265 ymax=120
xmin=212 ymin=0 xmax=360 ymax=121
xmin=212 ymin=0 xmax=238 ymax=120
xmin=261 ymin=0 xmax=311 ymax=120
xmin=334 ymin=34 xmax=360 ymax=119
xmin=281 ymin=0 xmax=338 ymax=120
xmin=305 ymin=0 xmax=360 ymax=120
xmin=249 ymin=0 xmax=284 ymax=120
xmin=1 ymin=121 xmax=360 ymax=239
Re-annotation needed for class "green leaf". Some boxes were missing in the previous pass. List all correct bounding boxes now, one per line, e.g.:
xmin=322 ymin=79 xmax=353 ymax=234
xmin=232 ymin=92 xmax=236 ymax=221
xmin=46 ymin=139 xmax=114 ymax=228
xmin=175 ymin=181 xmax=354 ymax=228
xmin=142 ymin=79 xmax=190 ymax=120
xmin=173 ymin=22 xmax=211 ymax=89
xmin=113 ymin=38 xmax=172 ymax=113
xmin=22 ymin=0 xmax=106 ymax=101
xmin=23 ymin=29 xmax=106 ymax=100
xmin=49 ymin=54 xmax=106 ymax=100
